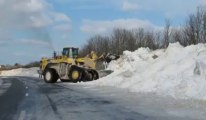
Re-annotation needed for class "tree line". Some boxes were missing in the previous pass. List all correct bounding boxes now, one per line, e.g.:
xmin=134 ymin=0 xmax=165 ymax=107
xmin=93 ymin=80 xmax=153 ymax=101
xmin=80 ymin=7 xmax=206 ymax=56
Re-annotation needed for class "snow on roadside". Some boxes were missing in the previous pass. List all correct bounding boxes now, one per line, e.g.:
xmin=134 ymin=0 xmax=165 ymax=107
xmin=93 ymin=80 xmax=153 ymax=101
xmin=0 ymin=67 xmax=39 ymax=77
xmin=89 ymin=43 xmax=206 ymax=100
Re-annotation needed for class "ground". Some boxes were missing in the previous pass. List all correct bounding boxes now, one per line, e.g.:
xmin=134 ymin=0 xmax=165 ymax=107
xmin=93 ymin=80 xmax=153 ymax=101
xmin=0 ymin=76 xmax=206 ymax=120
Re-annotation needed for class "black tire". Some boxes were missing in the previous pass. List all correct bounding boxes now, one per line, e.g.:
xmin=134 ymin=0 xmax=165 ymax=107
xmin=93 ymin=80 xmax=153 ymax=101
xmin=90 ymin=70 xmax=99 ymax=80
xmin=69 ymin=67 xmax=82 ymax=83
xmin=87 ymin=71 xmax=94 ymax=81
xmin=84 ymin=70 xmax=99 ymax=81
xmin=43 ymin=69 xmax=58 ymax=83
xmin=80 ymin=70 xmax=88 ymax=81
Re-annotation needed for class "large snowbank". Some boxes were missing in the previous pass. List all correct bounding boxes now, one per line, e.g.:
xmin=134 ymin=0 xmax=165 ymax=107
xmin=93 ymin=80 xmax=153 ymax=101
xmin=90 ymin=43 xmax=206 ymax=100
xmin=0 ymin=67 xmax=39 ymax=77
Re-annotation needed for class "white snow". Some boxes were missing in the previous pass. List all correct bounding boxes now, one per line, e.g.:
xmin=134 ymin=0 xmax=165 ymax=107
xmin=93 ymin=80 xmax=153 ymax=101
xmin=89 ymin=43 xmax=206 ymax=100
xmin=0 ymin=67 xmax=39 ymax=77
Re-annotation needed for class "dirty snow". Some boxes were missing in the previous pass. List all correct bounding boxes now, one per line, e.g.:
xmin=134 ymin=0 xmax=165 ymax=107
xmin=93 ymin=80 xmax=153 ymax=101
xmin=89 ymin=43 xmax=206 ymax=100
xmin=0 ymin=67 xmax=39 ymax=77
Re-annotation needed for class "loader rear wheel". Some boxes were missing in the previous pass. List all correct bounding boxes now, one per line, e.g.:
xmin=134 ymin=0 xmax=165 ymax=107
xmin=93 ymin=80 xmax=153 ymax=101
xmin=69 ymin=67 xmax=82 ymax=83
xmin=44 ymin=69 xmax=58 ymax=83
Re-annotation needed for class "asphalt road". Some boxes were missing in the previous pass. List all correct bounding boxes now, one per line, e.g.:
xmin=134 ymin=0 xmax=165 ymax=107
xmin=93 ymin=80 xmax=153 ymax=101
xmin=0 ymin=77 xmax=205 ymax=120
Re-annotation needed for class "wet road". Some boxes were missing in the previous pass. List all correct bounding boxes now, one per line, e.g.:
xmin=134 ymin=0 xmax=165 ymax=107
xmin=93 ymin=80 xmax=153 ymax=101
xmin=0 ymin=77 xmax=205 ymax=120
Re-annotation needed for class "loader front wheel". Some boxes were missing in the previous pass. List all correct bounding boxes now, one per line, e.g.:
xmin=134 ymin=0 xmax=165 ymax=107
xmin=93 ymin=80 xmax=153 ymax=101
xmin=69 ymin=67 xmax=82 ymax=83
xmin=44 ymin=69 xmax=58 ymax=83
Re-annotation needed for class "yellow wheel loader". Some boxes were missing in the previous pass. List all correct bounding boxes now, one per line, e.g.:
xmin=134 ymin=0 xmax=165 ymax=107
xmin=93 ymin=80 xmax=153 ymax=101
xmin=38 ymin=47 xmax=99 ymax=83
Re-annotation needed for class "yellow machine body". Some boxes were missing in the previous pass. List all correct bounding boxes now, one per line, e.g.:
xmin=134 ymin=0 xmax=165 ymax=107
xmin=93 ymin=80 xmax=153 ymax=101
xmin=39 ymin=47 xmax=99 ymax=83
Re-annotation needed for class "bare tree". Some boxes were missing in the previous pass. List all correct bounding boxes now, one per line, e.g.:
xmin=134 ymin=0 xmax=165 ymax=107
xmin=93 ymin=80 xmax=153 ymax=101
xmin=163 ymin=19 xmax=171 ymax=48
xmin=133 ymin=28 xmax=145 ymax=48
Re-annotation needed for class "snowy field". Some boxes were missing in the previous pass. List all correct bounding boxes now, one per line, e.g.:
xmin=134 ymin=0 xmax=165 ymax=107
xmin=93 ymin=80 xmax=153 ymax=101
xmin=0 ymin=67 xmax=39 ymax=77
xmin=1 ymin=43 xmax=206 ymax=100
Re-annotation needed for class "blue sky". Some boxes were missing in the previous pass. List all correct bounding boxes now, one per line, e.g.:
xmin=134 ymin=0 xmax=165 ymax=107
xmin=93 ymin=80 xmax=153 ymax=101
xmin=0 ymin=0 xmax=205 ymax=65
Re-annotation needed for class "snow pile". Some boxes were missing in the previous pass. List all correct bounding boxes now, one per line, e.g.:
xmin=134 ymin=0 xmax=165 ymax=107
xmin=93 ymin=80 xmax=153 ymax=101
xmin=91 ymin=43 xmax=206 ymax=100
xmin=0 ymin=67 xmax=39 ymax=77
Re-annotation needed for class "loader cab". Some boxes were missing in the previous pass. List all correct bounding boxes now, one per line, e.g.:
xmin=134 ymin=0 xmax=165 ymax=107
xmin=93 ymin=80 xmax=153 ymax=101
xmin=62 ymin=47 xmax=79 ymax=58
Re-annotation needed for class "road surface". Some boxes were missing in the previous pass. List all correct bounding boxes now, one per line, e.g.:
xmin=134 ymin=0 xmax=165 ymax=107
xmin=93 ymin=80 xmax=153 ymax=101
xmin=0 ymin=77 xmax=205 ymax=120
